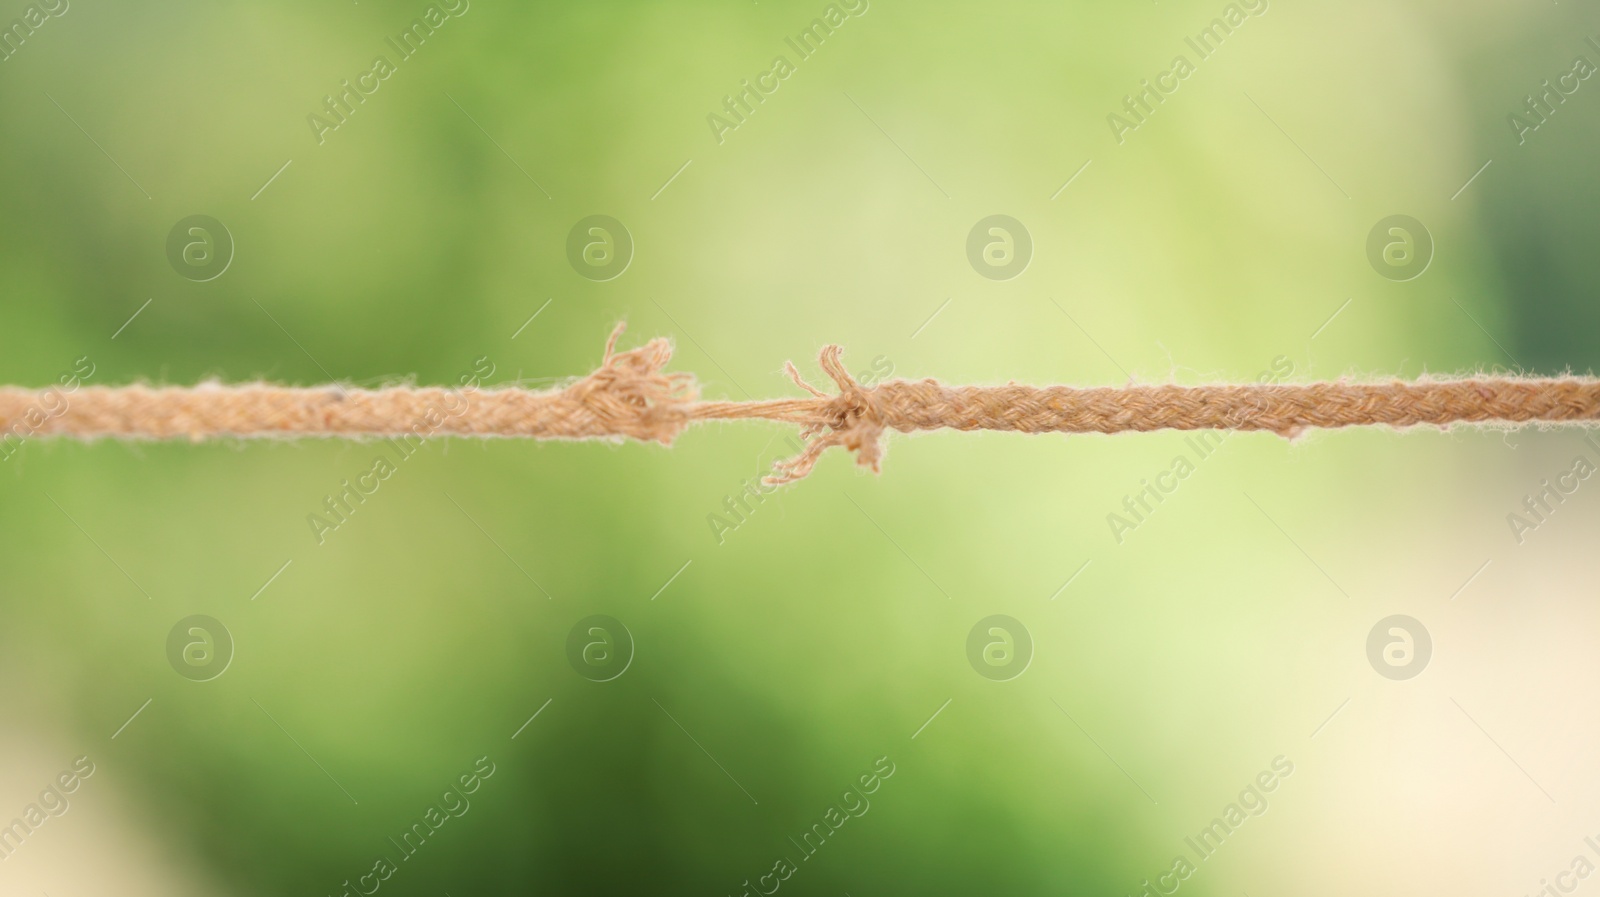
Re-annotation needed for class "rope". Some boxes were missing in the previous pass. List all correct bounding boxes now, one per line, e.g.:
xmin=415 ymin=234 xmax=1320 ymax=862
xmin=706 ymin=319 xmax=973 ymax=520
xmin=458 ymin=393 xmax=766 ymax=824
xmin=5 ymin=324 xmax=1598 ymax=485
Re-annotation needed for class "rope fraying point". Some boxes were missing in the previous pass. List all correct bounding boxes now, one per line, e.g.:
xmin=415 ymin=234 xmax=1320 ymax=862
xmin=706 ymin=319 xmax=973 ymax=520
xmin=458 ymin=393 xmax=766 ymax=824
xmin=1 ymin=323 xmax=1597 ymax=486
xmin=564 ymin=323 xmax=698 ymax=445
xmin=767 ymin=345 xmax=885 ymax=486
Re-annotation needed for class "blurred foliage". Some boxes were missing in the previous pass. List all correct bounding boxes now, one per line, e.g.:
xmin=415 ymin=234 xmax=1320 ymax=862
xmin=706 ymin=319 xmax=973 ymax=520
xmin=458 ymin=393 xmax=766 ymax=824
xmin=0 ymin=0 xmax=1595 ymax=894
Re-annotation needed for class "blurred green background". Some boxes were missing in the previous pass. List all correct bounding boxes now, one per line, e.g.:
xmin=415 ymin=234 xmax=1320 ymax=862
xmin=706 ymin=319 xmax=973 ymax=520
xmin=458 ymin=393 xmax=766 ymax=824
xmin=2 ymin=0 xmax=1600 ymax=894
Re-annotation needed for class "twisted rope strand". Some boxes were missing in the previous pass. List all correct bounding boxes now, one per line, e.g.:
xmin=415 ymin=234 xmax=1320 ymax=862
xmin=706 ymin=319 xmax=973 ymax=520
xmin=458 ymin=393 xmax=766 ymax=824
xmin=4 ymin=325 xmax=1596 ymax=485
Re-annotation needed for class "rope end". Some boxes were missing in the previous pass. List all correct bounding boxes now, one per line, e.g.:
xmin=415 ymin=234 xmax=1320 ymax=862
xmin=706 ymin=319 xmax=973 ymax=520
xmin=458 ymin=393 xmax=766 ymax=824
xmin=764 ymin=344 xmax=887 ymax=486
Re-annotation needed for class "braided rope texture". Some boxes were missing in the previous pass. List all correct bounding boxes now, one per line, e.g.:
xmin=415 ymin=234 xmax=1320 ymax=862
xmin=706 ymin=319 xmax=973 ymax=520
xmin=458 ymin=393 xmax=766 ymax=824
xmin=2 ymin=325 xmax=1597 ymax=485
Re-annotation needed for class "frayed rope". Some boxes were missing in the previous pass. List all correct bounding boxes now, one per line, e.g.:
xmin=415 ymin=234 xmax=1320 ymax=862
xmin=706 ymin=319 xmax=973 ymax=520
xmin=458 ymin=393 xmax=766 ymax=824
xmin=3 ymin=323 xmax=1598 ymax=485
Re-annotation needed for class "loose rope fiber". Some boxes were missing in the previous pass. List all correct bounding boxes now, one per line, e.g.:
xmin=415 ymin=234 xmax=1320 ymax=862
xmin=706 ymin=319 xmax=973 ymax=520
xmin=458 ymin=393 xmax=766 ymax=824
xmin=6 ymin=325 xmax=1599 ymax=485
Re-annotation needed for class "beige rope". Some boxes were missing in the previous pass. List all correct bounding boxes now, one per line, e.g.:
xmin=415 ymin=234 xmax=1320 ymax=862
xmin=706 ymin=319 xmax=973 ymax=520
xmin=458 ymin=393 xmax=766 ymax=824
xmin=4 ymin=325 xmax=1597 ymax=484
